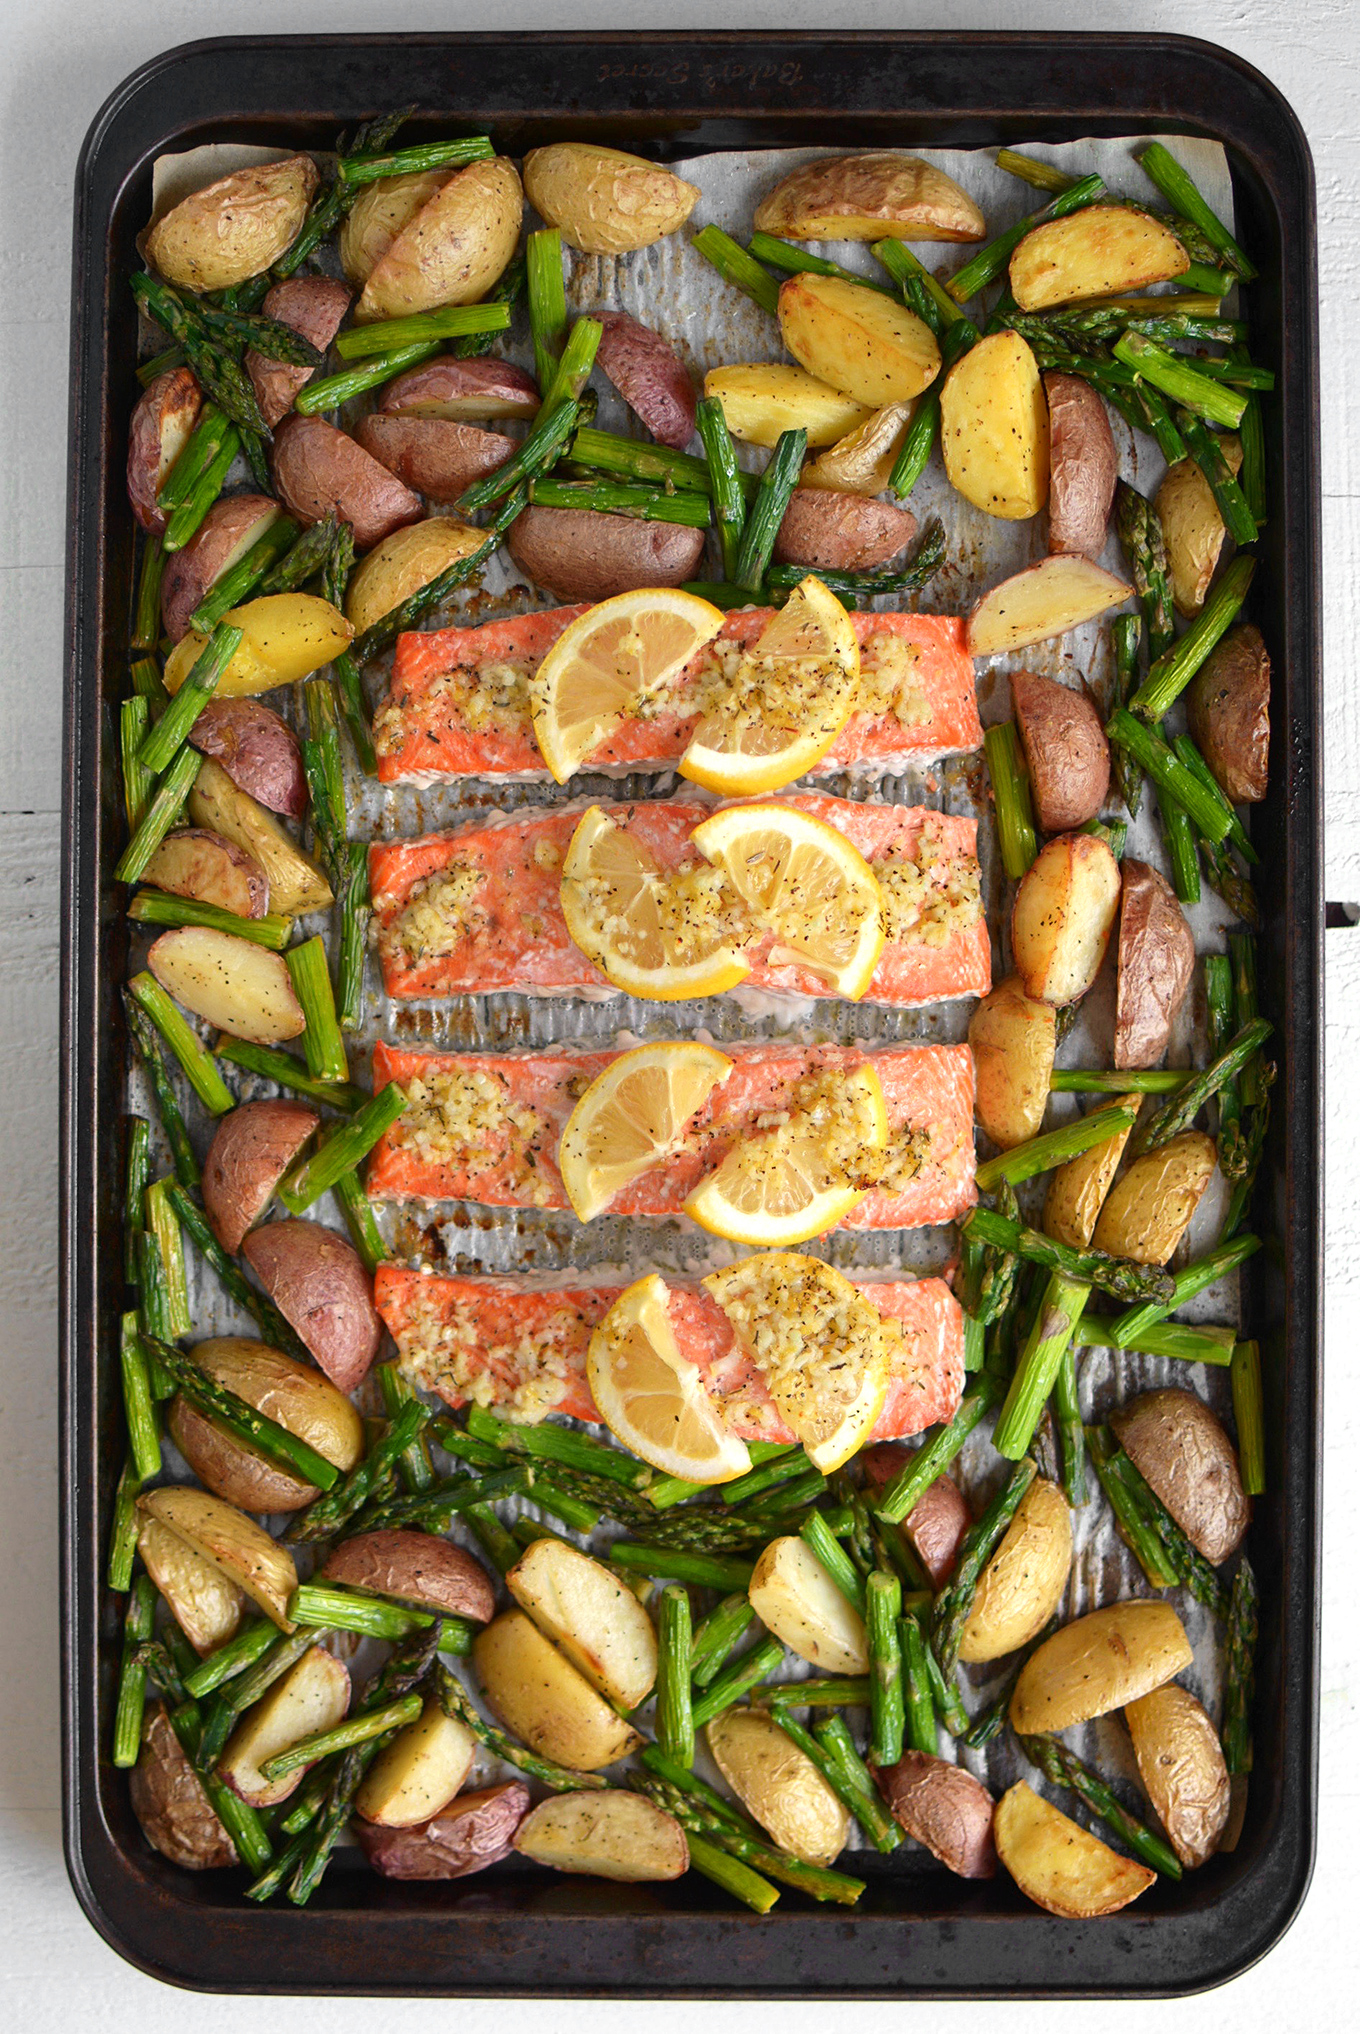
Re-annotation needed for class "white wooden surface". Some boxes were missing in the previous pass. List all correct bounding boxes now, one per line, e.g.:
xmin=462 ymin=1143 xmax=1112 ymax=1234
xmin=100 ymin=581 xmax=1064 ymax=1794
xmin=1 ymin=0 xmax=1355 ymax=2020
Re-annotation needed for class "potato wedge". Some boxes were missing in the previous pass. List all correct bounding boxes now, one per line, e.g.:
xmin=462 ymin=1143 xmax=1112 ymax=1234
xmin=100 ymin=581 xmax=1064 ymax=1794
xmin=146 ymin=926 xmax=305 ymax=1046
xmin=136 ymin=1513 xmax=244 ymax=1656
xmin=773 ymin=490 xmax=917 ymax=572
xmin=191 ymin=1336 xmax=364 ymax=1474
xmin=507 ymin=1538 xmax=657 ymax=1710
xmin=1114 ymin=859 xmax=1196 ymax=1070
xmin=143 ymin=828 xmax=269 ymax=921
xmin=706 ymin=1708 xmax=848 ymax=1865
xmin=754 ymin=152 xmax=985 ymax=243
xmin=1186 ymin=623 xmax=1270 ymax=804
xmin=799 ymin=402 xmax=914 ymax=497
xmin=514 ymin=1790 xmax=688 ymax=1881
xmin=995 ymin=1781 xmax=1155 ymax=1916
xmin=748 ymin=1535 xmax=868 ymax=1674
xmin=473 ymin=1610 xmax=641 ymax=1772
xmin=138 ymin=1486 xmax=297 ymax=1629
xmin=166 ymin=592 xmax=355 ymax=700
xmin=271 ymin=418 xmax=423 ymax=553
xmin=967 ymin=555 xmax=1132 ymax=656
xmin=1125 ymin=1683 xmax=1230 ymax=1867
xmin=322 ymin=1530 xmax=495 ymax=1624
xmin=1010 ymin=205 xmax=1189 ymax=312
xmin=167 ymin=1396 xmax=318 ymax=1515
xmin=160 ymin=495 xmax=282 ymax=643
xmin=127 ymin=368 xmax=203 ymax=535
xmin=219 ymin=1647 xmax=350 ymax=1807
xmin=147 ymin=155 xmax=318 ymax=293
xmin=1009 ymin=1601 xmax=1193 ymax=1734
xmin=595 ymin=311 xmax=697 ymax=450
xmin=506 ymin=505 xmax=705 ymax=605
xmin=877 ymin=1751 xmax=997 ymax=1878
xmin=1091 ymin=1132 xmax=1218 ymax=1265
xmin=524 ymin=144 xmax=698 ymax=254
xmin=356 ymin=416 xmax=516 ymax=504
xmin=380 ymin=356 xmax=541 ymax=422
xmin=969 ymin=975 xmax=1057 ymax=1149
xmin=941 ymin=332 xmax=1048 ymax=520
xmin=959 ymin=1478 xmax=1072 ymax=1664
xmin=1045 ymin=373 xmax=1117 ymax=558
xmin=357 ymin=157 xmax=523 ymax=320
xmin=202 ymin=1099 xmax=319 ymax=1252
xmin=1042 ymin=1100 xmax=1134 ymax=1250
xmin=356 ymin=1781 xmax=530 ymax=1880
xmin=703 ymin=364 xmax=873 ymax=450
xmin=1156 ymin=439 xmax=1242 ymax=616
xmin=1010 ymin=671 xmax=1110 ymax=833
xmin=341 ymin=171 xmax=449 ymax=288
xmin=1111 ymin=1388 xmax=1250 ymax=1563
xmin=778 ymin=275 xmax=941 ymax=410
xmin=130 ymin=1704 xmax=237 ymax=1870
xmin=189 ymin=700 xmax=305 ymax=820
xmin=345 ymin=519 xmax=489 ymax=634
xmin=246 ymin=276 xmax=352 ymax=429
xmin=355 ymin=1699 xmax=475 ymax=1827
xmin=188 ymin=759 xmax=332 ymax=916
xmin=1011 ymin=832 xmax=1121 ymax=1007
xmin=241 ymin=1219 xmax=381 ymax=1393
xmin=861 ymin=1451 xmax=972 ymax=1585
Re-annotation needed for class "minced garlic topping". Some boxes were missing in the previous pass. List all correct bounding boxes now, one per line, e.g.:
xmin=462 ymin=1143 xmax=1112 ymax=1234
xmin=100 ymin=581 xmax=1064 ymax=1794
xmin=874 ymin=1124 xmax=935 ymax=1195
xmin=690 ymin=638 xmax=858 ymax=745
xmin=395 ymin=1288 xmax=579 ymax=1423
xmin=855 ymin=633 xmax=930 ymax=727
xmin=739 ymin=1068 xmax=887 ymax=1196
xmin=385 ymin=862 xmax=487 ymax=967
xmin=706 ymin=1256 xmax=903 ymax=1429
xmin=572 ymin=855 xmax=753 ymax=975
xmin=872 ymin=828 xmax=982 ymax=948
xmin=374 ymin=659 xmax=536 ymax=757
xmin=389 ymin=1067 xmax=552 ymax=1203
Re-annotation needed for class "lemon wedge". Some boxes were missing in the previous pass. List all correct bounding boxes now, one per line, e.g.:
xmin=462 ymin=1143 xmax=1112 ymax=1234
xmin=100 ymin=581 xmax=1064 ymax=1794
xmin=678 ymin=574 xmax=860 ymax=795
xmin=587 ymin=1273 xmax=752 ymax=1483
xmin=560 ymin=805 xmax=751 ymax=1003
xmin=559 ymin=1041 xmax=733 ymax=1222
xmin=702 ymin=1252 xmax=894 ymax=1472
xmin=690 ymin=802 xmax=886 ymax=1001
xmin=530 ymin=587 xmax=724 ymax=783
xmin=684 ymin=1062 xmax=888 ymax=1245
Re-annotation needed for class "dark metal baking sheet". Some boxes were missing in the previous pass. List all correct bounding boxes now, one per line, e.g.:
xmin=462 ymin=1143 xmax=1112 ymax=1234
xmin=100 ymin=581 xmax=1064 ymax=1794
xmin=60 ymin=30 xmax=1322 ymax=1996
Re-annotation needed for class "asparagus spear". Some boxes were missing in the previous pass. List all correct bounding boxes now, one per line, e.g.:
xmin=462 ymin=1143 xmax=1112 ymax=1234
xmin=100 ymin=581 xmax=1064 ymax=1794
xmin=887 ymin=328 xmax=977 ymax=500
xmin=750 ymin=232 xmax=893 ymax=296
xmin=334 ymin=304 xmax=510 ymax=363
xmin=695 ymin=396 xmax=748 ymax=578
xmin=1231 ymin=1339 xmax=1266 ymax=1494
xmin=457 ymin=319 xmax=602 ymax=516
xmin=352 ymin=1465 xmax=529 ymax=1536
xmin=762 ymin=515 xmax=947 ymax=601
xmin=528 ymin=477 xmax=712 ymax=526
xmin=1128 ymin=554 xmax=1256 ymax=721
xmin=129 ymin=891 xmax=291 ymax=949
xmin=465 ymin=1404 xmax=651 ymax=1487
xmin=112 ymin=1574 xmax=158 ymax=1769
xmin=148 ymin=1335 xmax=341 ymax=1490
xmin=690 ymin=1638 xmax=786 ymax=1731
xmin=984 ymin=722 xmax=1039 ymax=880
xmin=1177 ymin=408 xmax=1259 ymax=546
xmin=1221 ymin=1554 xmax=1258 ymax=1773
xmin=525 ymin=227 xmax=567 ymax=389
xmin=1137 ymin=142 xmax=1257 ymax=280
xmin=127 ymin=972 xmax=232 ymax=1116
xmin=452 ymin=250 xmax=527 ymax=357
xmin=115 ymin=748 xmax=203 ymax=886
xmin=163 ymin=1180 xmax=306 ymax=1356
xmin=643 ymin=1769 xmax=866 ymax=1905
xmin=107 ymin=1457 xmax=143 ymax=1592
xmin=285 ymin=1399 xmax=429 ymax=1540
xmin=963 ymin=1206 xmax=1172 ymax=1306
xmin=131 ymin=536 xmax=165 ymax=653
xmin=760 ymin=1677 xmax=871 ymax=1711
xmin=608 ymin=1546 xmax=755 ymax=1592
xmin=1053 ymin=1345 xmax=1087 ymax=1505
xmin=866 ymin=1571 xmax=905 ymax=1766
xmin=144 ymin=1179 xmax=191 ymax=1336
xmin=277 ymin=1082 xmax=404 ymax=1216
xmin=1050 ymin=1069 xmax=1187 ymax=1094
xmin=1115 ymin=481 xmax=1174 ymax=659
xmin=800 ymin=1512 xmax=866 ymax=1615
xmin=1086 ymin=1425 xmax=1181 ymax=1588
xmin=1127 ymin=1018 xmax=1272 ymax=1156
xmin=182 ymin=1616 xmax=277 ymax=1699
xmin=1110 ymin=1231 xmax=1261 ymax=1346
xmin=690 ymin=1594 xmax=757 ymax=1688
xmin=871 ymin=239 xmax=967 ymax=328
xmin=1112 ymin=331 xmax=1247 ymax=430
xmin=288 ymin=1581 xmax=445 ymax=1644
xmin=947 ymin=171 xmax=1105 ymax=304
xmin=962 ymin=1618 xmax=1060 ymax=1747
xmin=1018 ymin=1734 xmax=1183 ymax=1878
xmin=1106 ymin=711 xmax=1236 ymax=843
xmin=213 ymin=1036 xmax=365 ymax=1110
xmin=338 ymin=135 xmax=494 ymax=184
xmin=897 ymin=1609 xmax=937 ymax=1755
xmin=656 ymin=1585 xmax=695 ymax=1767
xmin=994 ymin=1280 xmax=1091 ymax=1462
xmin=734 ymin=430 xmax=805 ymax=592
xmin=1074 ymin=1315 xmax=1235 ymax=1364
xmin=693 ymin=226 xmax=780 ymax=315
xmin=873 ymin=1376 xmax=1001 ymax=1524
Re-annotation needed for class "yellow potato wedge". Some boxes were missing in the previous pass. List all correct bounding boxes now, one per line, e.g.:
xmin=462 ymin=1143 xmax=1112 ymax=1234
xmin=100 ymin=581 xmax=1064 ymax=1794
xmin=147 ymin=156 xmax=318 ymax=293
xmin=192 ymin=1338 xmax=364 ymax=1472
xmin=748 ymin=1535 xmax=869 ymax=1674
xmin=355 ymin=1699 xmax=475 ymax=1827
xmin=995 ymin=1782 xmax=1155 ymax=1916
xmin=357 ymin=157 xmax=523 ymax=320
xmin=506 ymin=1538 xmax=658 ymax=1711
xmin=1010 ymin=205 xmax=1189 ymax=312
xmin=1091 ymin=1132 xmax=1218 ymax=1264
xmin=754 ymin=152 xmax=985 ymax=243
xmin=969 ymin=975 xmax=1057 ymax=1149
xmin=1011 ymin=832 xmax=1122 ymax=1007
xmin=778 ymin=275 xmax=940 ymax=410
xmin=345 ymin=519 xmax=489 ymax=634
xmin=1043 ymin=1100 xmax=1134 ymax=1248
xmin=941 ymin=332 xmax=1048 ymax=520
xmin=136 ymin=1514 xmax=244 ymax=1657
xmin=341 ymin=171 xmax=448 ymax=287
xmin=1125 ymin=1684 xmax=1230 ymax=1868
xmin=1157 ymin=440 xmax=1243 ymax=616
xmin=1009 ymin=1601 xmax=1193 ymax=1734
xmin=138 ymin=1486 xmax=298 ymax=1629
xmin=799 ymin=401 xmax=914 ymax=496
xmin=959 ymin=1479 xmax=1072 ymax=1664
xmin=473 ymin=1610 xmax=640 ymax=1772
xmin=706 ymin=1708 xmax=848 ymax=1866
xmin=967 ymin=555 xmax=1132 ymax=656
xmin=219 ymin=1648 xmax=350 ymax=1807
xmin=524 ymin=144 xmax=699 ymax=254
xmin=165 ymin=594 xmax=354 ymax=700
xmin=703 ymin=364 xmax=872 ymax=449
xmin=188 ymin=759 xmax=333 ymax=917
xmin=147 ymin=926 xmax=306 ymax=1046
xmin=514 ymin=1791 xmax=688 ymax=1881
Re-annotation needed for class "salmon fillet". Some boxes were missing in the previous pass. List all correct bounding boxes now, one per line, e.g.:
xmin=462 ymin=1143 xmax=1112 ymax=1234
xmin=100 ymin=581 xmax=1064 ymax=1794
xmin=366 ymin=1039 xmax=976 ymax=1230
xmin=375 ymin=1263 xmax=964 ymax=1442
xmin=369 ymin=792 xmax=991 ymax=1007
xmin=375 ymin=606 xmax=980 ymax=783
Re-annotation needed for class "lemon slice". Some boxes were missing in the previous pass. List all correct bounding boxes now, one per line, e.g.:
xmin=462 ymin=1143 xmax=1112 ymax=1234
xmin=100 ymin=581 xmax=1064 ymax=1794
xmin=530 ymin=588 xmax=725 ymax=783
xmin=560 ymin=805 xmax=751 ymax=1003
xmin=684 ymin=1063 xmax=888 ymax=1245
xmin=691 ymin=803 xmax=886 ymax=1001
xmin=702 ymin=1252 xmax=894 ymax=1472
xmin=559 ymin=1041 xmax=733 ymax=1221
xmin=587 ymin=1273 xmax=752 ymax=1483
xmin=679 ymin=574 xmax=860 ymax=795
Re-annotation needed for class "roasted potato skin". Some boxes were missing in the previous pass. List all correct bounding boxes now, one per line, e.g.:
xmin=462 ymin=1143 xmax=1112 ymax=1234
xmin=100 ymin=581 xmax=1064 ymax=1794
xmin=202 ymin=1098 xmax=319 ymax=1253
xmin=127 ymin=368 xmax=203 ymax=535
xmin=192 ymin=1336 xmax=364 ymax=1472
xmin=187 ymin=758 xmax=332 ymax=916
xmin=322 ymin=1530 xmax=496 ymax=1623
xmin=272 ymin=415 xmax=422 ymax=552
xmin=341 ymin=171 xmax=448 ymax=288
xmin=772 ymin=490 xmax=917 ymax=572
xmin=958 ymin=1477 xmax=1072 ymax=1664
xmin=1125 ymin=1683 xmax=1230 ymax=1867
xmin=1010 ymin=671 xmax=1110 ymax=835
xmin=995 ymin=1781 xmax=1154 ymax=1916
xmin=146 ymin=156 xmax=318 ymax=292
xmin=1156 ymin=451 xmax=1239 ymax=616
xmin=524 ymin=144 xmax=699 ymax=253
xmin=1091 ymin=1132 xmax=1217 ymax=1265
xmin=1010 ymin=204 xmax=1189 ymax=312
xmin=514 ymin=1791 xmax=689 ymax=1881
xmin=344 ymin=519 xmax=488 ymax=633
xmin=139 ymin=1485 xmax=297 ymax=1629
xmin=1186 ymin=624 xmax=1270 ymax=804
xmin=1114 ymin=859 xmax=1196 ymax=1070
xmin=246 ymin=276 xmax=352 ymax=428
xmin=778 ymin=274 xmax=941 ymax=410
xmin=356 ymin=1781 xmax=531 ymax=1879
xmin=241 ymin=1219 xmax=381 ymax=1393
xmin=969 ymin=975 xmax=1057 ymax=1148
xmin=356 ymin=415 xmax=515 ymax=503
xmin=706 ymin=1709 xmax=849 ymax=1866
xmin=357 ymin=158 xmax=524 ymax=320
xmin=877 ymin=1751 xmax=997 ymax=1878
xmin=1042 ymin=1100 xmax=1134 ymax=1250
xmin=1011 ymin=831 xmax=1122 ymax=1007
xmin=189 ymin=699 xmax=306 ymax=820
xmin=473 ymin=1610 xmax=641 ymax=1772
xmin=506 ymin=505 xmax=705 ymax=604
xmin=800 ymin=402 xmax=913 ymax=496
xmin=862 ymin=1451 xmax=972 ymax=1586
xmin=754 ymin=152 xmax=985 ymax=243
xmin=142 ymin=827 xmax=270 ymax=921
xmin=381 ymin=356 xmax=541 ymax=421
xmin=160 ymin=495 xmax=282 ymax=643
xmin=594 ymin=311 xmax=697 ymax=450
xmin=941 ymin=332 xmax=1048 ymax=521
xmin=1009 ymin=1600 xmax=1193 ymax=1734
xmin=1111 ymin=1387 xmax=1250 ymax=1563
xmin=136 ymin=1513 xmax=244 ymax=1656
xmin=167 ymin=1394 xmax=317 ymax=1512
xmin=1044 ymin=373 xmax=1117 ymax=557
xmin=967 ymin=554 xmax=1131 ymax=657
xmin=130 ymin=1705 xmax=238 ymax=1870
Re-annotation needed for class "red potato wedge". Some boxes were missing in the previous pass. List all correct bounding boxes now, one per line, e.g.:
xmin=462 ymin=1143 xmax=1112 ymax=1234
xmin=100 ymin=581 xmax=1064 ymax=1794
xmin=1092 ymin=1132 xmax=1218 ymax=1266
xmin=126 ymin=368 xmax=203 ymax=535
xmin=356 ymin=415 xmax=516 ymax=502
xmin=272 ymin=415 xmax=422 ymax=551
xmin=1011 ymin=832 xmax=1122 ymax=1006
xmin=187 ymin=758 xmax=331 ymax=917
xmin=219 ymin=1648 xmax=350 ymax=1807
xmin=1010 ymin=670 xmax=1110 ymax=833
xmin=147 ymin=926 xmax=305 ymax=1044
xmin=191 ymin=1336 xmax=364 ymax=1475
xmin=772 ymin=490 xmax=918 ymax=572
xmin=754 ymin=152 xmax=985 ymax=243
xmin=246 ymin=276 xmax=352 ymax=428
xmin=779 ymin=274 xmax=941 ymax=411
xmin=995 ymin=1782 xmax=1154 ymax=1916
xmin=355 ymin=1781 xmax=531 ymax=1879
xmin=967 ymin=555 xmax=1133 ymax=657
xmin=142 ymin=828 xmax=270 ymax=921
xmin=940 ymin=332 xmax=1048 ymax=521
xmin=136 ymin=1514 xmax=244 ymax=1656
xmin=321 ymin=1530 xmax=496 ymax=1623
xmin=1044 ymin=373 xmax=1117 ymax=558
xmin=167 ymin=1395 xmax=319 ymax=1513
xmin=130 ymin=1705 xmax=238 ymax=1870
xmin=341 ymin=171 xmax=450 ymax=289
xmin=160 ymin=495 xmax=283 ymax=643
xmin=877 ymin=1751 xmax=997 ymax=1878
xmin=514 ymin=1791 xmax=689 ymax=1882
xmin=1114 ymin=859 xmax=1196 ymax=1070
xmin=1111 ymin=1388 xmax=1250 ymax=1564
xmin=1125 ymin=1684 xmax=1230 ymax=1869
xmin=1186 ymin=624 xmax=1271 ymax=804
xmin=968 ymin=974 xmax=1057 ymax=1146
xmin=506 ymin=505 xmax=705 ymax=603
xmin=523 ymin=144 xmax=699 ymax=255
xmin=380 ymin=355 xmax=541 ymax=421
xmin=594 ymin=310 xmax=697 ymax=449
xmin=863 ymin=1450 xmax=972 ymax=1586
xmin=241 ymin=1219 xmax=382 ymax=1392
xmin=201 ymin=1098 xmax=319 ymax=1253
xmin=1009 ymin=1601 xmax=1193 ymax=1734
xmin=189 ymin=699 xmax=307 ymax=820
